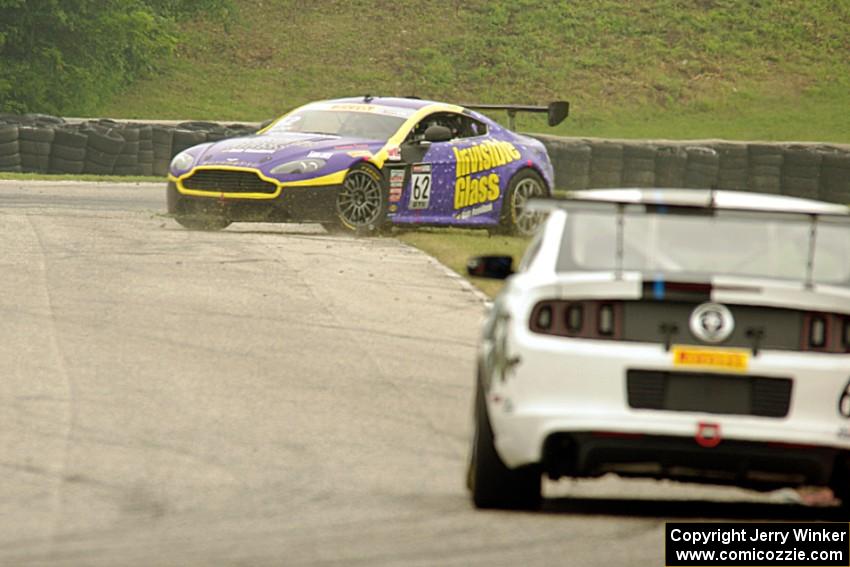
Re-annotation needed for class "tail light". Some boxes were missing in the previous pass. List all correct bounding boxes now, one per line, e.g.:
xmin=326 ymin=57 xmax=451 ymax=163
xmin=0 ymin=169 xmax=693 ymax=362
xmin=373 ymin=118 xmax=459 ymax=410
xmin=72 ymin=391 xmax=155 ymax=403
xmin=529 ymin=300 xmax=622 ymax=339
xmin=802 ymin=312 xmax=850 ymax=353
xmin=536 ymin=305 xmax=553 ymax=330
xmin=598 ymin=303 xmax=615 ymax=336
xmin=809 ymin=315 xmax=827 ymax=348
xmin=565 ymin=303 xmax=583 ymax=333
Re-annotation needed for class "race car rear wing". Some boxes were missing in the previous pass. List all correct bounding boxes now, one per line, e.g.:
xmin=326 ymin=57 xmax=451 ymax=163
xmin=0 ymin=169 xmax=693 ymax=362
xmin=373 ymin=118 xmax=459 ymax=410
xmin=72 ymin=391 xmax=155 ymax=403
xmin=463 ymin=101 xmax=569 ymax=130
xmin=528 ymin=194 xmax=850 ymax=288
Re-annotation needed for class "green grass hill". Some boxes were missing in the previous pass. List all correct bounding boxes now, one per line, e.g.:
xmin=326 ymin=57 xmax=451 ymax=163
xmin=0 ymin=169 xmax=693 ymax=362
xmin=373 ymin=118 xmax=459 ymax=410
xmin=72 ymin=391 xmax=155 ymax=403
xmin=99 ymin=0 xmax=850 ymax=143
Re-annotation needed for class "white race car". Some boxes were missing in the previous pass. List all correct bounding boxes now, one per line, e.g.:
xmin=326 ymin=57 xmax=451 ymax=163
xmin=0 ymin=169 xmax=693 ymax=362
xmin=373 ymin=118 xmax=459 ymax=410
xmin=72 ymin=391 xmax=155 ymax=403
xmin=466 ymin=188 xmax=850 ymax=511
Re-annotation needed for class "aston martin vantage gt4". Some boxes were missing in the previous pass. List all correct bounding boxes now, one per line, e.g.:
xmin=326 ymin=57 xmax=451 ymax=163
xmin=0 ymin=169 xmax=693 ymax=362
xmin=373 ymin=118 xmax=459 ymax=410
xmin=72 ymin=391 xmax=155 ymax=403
xmin=166 ymin=96 xmax=568 ymax=234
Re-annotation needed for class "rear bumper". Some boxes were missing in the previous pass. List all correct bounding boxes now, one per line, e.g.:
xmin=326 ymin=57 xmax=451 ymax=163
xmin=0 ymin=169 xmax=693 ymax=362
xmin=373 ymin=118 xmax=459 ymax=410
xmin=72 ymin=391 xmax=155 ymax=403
xmin=166 ymin=181 xmax=338 ymax=222
xmin=542 ymin=432 xmax=840 ymax=490
xmin=485 ymin=333 xmax=850 ymax=492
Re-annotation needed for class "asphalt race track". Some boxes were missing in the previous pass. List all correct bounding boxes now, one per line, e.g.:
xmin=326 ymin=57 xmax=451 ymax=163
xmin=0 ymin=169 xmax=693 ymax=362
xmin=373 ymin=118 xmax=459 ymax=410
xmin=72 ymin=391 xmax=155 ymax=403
xmin=0 ymin=180 xmax=835 ymax=566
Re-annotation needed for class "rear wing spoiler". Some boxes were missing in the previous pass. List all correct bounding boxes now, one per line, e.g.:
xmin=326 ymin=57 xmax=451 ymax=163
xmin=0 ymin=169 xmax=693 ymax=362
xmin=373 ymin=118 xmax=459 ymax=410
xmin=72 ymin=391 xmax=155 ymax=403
xmin=528 ymin=195 xmax=850 ymax=288
xmin=462 ymin=101 xmax=569 ymax=130
xmin=526 ymin=195 xmax=850 ymax=221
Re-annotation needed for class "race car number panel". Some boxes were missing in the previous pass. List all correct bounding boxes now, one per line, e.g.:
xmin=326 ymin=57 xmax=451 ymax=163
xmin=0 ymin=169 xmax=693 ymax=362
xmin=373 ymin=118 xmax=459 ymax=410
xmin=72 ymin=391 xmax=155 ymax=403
xmin=408 ymin=163 xmax=432 ymax=210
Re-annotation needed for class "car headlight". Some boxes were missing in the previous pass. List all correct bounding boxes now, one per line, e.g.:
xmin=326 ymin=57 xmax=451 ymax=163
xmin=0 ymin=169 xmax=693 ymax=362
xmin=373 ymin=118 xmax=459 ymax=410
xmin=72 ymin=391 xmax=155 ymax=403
xmin=170 ymin=151 xmax=195 ymax=172
xmin=270 ymin=158 xmax=326 ymax=175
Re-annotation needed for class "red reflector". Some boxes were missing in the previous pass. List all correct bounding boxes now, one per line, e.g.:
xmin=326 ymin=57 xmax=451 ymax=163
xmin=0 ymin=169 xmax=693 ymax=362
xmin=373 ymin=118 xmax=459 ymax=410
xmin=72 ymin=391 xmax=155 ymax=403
xmin=695 ymin=422 xmax=721 ymax=448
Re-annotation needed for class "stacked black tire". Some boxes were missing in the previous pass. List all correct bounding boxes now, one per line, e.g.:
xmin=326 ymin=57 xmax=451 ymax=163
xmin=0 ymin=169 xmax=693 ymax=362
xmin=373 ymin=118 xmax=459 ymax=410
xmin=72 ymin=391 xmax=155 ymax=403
xmin=821 ymin=150 xmax=850 ymax=204
xmin=151 ymin=126 xmax=174 ymax=176
xmin=49 ymin=127 xmax=87 ymax=174
xmin=684 ymin=146 xmax=719 ymax=189
xmin=19 ymin=126 xmax=54 ymax=173
xmin=113 ymin=124 xmax=140 ymax=176
xmin=82 ymin=123 xmax=125 ymax=175
xmin=1 ymin=116 xmax=848 ymax=205
xmin=622 ymin=143 xmax=656 ymax=187
xmin=0 ymin=113 xmax=261 ymax=177
xmin=559 ymin=141 xmax=592 ymax=190
xmin=655 ymin=145 xmax=687 ymax=187
xmin=138 ymin=125 xmax=154 ymax=176
xmin=588 ymin=142 xmax=624 ymax=188
xmin=533 ymin=135 xmax=850 ymax=204
xmin=716 ymin=143 xmax=749 ymax=190
xmin=171 ymin=128 xmax=207 ymax=158
xmin=781 ymin=145 xmax=821 ymax=199
xmin=0 ymin=125 xmax=20 ymax=172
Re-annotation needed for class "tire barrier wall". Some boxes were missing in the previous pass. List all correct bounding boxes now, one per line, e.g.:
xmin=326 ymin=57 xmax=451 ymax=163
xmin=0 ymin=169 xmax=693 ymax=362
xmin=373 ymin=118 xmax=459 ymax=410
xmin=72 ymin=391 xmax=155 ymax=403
xmin=533 ymin=135 xmax=850 ymax=204
xmin=1 ymin=113 xmax=848 ymax=205
xmin=0 ymin=113 xmax=257 ymax=177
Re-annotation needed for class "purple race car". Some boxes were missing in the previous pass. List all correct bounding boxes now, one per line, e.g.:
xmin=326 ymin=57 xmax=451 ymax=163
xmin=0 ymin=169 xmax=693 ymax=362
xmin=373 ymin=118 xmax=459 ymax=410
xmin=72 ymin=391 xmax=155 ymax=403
xmin=166 ymin=96 xmax=568 ymax=234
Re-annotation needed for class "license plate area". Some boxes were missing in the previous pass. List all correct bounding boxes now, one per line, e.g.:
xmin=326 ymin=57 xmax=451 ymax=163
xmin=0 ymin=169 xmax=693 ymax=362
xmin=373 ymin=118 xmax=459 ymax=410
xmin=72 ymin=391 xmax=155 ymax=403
xmin=627 ymin=370 xmax=792 ymax=418
xmin=671 ymin=345 xmax=749 ymax=372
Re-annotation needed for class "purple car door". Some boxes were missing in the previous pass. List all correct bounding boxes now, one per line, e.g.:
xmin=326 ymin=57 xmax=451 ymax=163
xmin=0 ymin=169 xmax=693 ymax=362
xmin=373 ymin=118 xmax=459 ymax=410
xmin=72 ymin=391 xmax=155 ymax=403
xmin=393 ymin=111 xmax=508 ymax=226
xmin=394 ymin=124 xmax=457 ymax=224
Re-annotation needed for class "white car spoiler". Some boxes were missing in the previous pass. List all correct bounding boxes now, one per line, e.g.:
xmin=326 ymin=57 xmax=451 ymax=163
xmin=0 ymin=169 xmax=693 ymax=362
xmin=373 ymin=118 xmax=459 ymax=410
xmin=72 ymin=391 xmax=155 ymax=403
xmin=528 ymin=190 xmax=850 ymax=288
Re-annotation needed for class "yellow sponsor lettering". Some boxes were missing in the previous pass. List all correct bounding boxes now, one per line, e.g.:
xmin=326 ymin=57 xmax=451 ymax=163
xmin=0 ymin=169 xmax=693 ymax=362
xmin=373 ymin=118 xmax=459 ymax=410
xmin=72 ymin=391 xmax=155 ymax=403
xmin=471 ymin=146 xmax=482 ymax=173
xmin=487 ymin=172 xmax=500 ymax=201
xmin=489 ymin=141 xmax=503 ymax=167
xmin=453 ymin=147 xmax=467 ymax=177
xmin=452 ymin=172 xmax=501 ymax=210
xmin=454 ymin=140 xmax=520 ymax=178
xmin=478 ymin=175 xmax=489 ymax=204
xmin=468 ymin=177 xmax=480 ymax=206
xmin=507 ymin=142 xmax=521 ymax=161
xmin=480 ymin=144 xmax=491 ymax=170
xmin=451 ymin=140 xmax=518 ymax=210
xmin=479 ymin=175 xmax=490 ymax=204
xmin=454 ymin=176 xmax=468 ymax=209
xmin=487 ymin=142 xmax=496 ymax=167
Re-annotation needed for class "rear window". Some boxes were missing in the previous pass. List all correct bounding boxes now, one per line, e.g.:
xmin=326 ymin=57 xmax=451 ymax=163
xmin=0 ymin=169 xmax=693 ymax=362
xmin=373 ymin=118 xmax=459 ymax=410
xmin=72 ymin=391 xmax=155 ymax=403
xmin=556 ymin=210 xmax=850 ymax=285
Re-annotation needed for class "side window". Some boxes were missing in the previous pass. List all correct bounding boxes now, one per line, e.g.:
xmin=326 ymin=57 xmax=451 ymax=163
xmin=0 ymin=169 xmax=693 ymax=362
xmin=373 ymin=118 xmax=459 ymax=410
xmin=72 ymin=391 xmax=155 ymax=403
xmin=404 ymin=112 xmax=487 ymax=143
xmin=457 ymin=115 xmax=487 ymax=138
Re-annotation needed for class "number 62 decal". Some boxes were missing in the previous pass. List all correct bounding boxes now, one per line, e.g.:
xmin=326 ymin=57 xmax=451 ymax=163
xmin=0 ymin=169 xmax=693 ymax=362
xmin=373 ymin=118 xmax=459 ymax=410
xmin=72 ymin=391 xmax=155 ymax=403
xmin=408 ymin=163 xmax=432 ymax=210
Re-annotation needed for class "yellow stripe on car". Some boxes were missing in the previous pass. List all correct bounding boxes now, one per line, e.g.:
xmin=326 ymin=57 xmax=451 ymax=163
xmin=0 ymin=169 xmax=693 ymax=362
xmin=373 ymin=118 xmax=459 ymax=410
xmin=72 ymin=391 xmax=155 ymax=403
xmin=174 ymin=165 xmax=348 ymax=200
xmin=370 ymin=103 xmax=464 ymax=168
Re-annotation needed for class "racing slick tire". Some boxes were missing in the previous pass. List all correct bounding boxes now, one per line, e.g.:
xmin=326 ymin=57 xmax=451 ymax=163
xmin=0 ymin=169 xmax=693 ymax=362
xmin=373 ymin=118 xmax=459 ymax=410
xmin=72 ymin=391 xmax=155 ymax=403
xmin=332 ymin=163 xmax=388 ymax=235
xmin=468 ymin=374 xmax=542 ymax=510
xmin=498 ymin=168 xmax=548 ymax=237
xmin=167 ymin=182 xmax=231 ymax=231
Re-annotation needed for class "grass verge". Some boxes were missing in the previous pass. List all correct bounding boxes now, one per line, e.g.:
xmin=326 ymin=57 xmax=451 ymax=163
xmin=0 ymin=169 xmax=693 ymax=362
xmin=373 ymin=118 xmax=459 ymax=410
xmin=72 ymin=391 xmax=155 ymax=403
xmin=396 ymin=228 xmax=530 ymax=298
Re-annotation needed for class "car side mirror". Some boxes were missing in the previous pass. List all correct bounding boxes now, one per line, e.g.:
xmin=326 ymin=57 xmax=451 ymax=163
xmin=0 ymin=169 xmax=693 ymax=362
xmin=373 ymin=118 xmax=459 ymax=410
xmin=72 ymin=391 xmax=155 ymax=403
xmin=547 ymin=101 xmax=569 ymax=126
xmin=467 ymin=255 xmax=514 ymax=280
xmin=423 ymin=125 xmax=452 ymax=143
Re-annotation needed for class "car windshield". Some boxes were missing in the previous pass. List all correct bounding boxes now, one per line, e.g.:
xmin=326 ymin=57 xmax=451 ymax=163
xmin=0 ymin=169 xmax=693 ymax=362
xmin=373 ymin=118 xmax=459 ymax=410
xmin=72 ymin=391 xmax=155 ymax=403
xmin=267 ymin=109 xmax=405 ymax=140
xmin=557 ymin=209 xmax=850 ymax=285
